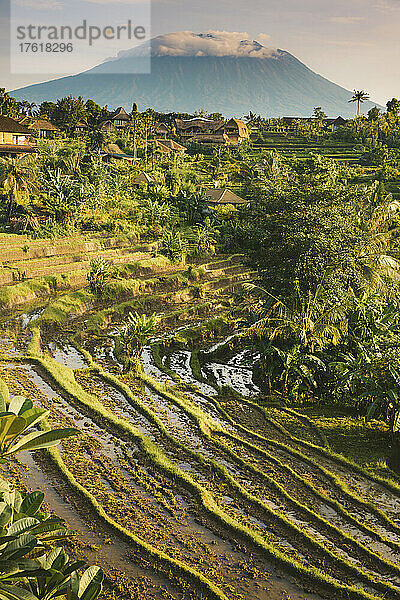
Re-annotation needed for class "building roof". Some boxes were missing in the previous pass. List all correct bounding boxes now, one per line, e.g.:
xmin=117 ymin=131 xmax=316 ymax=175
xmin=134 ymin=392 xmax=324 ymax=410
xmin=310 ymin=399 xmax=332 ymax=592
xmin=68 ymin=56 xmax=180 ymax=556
xmin=134 ymin=172 xmax=157 ymax=185
xmin=281 ymin=117 xmax=313 ymax=124
xmin=152 ymin=140 xmax=172 ymax=153
xmin=225 ymin=118 xmax=249 ymax=137
xmin=0 ymin=115 xmax=31 ymax=134
xmin=204 ymin=188 xmax=247 ymax=206
xmin=324 ymin=116 xmax=348 ymax=125
xmin=175 ymin=118 xmax=225 ymax=132
xmin=157 ymin=138 xmax=186 ymax=152
xmin=155 ymin=122 xmax=169 ymax=133
xmin=75 ymin=121 xmax=89 ymax=129
xmin=192 ymin=133 xmax=231 ymax=143
xmin=100 ymin=120 xmax=114 ymax=131
xmin=26 ymin=118 xmax=59 ymax=132
xmin=0 ymin=144 xmax=36 ymax=154
xmin=101 ymin=142 xmax=134 ymax=161
xmin=110 ymin=107 xmax=130 ymax=121
xmin=281 ymin=116 xmax=348 ymax=125
xmin=103 ymin=143 xmax=125 ymax=154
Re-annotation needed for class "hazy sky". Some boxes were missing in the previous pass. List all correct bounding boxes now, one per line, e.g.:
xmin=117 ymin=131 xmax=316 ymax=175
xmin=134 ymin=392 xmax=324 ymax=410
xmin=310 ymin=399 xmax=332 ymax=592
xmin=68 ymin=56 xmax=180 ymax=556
xmin=1 ymin=0 xmax=399 ymax=105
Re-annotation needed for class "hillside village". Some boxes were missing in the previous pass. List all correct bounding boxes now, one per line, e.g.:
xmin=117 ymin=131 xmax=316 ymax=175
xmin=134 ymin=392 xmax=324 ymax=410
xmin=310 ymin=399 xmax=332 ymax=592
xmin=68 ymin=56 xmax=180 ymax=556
xmin=0 ymin=97 xmax=359 ymax=229
xmin=3 ymin=84 xmax=400 ymax=600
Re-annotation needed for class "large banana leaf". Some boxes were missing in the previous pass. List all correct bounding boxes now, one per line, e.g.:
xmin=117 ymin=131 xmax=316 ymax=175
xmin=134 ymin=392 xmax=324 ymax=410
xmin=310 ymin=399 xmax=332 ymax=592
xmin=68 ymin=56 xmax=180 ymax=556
xmin=0 ymin=417 xmax=26 ymax=452
xmin=77 ymin=566 xmax=104 ymax=600
xmin=19 ymin=493 xmax=44 ymax=518
xmin=0 ymin=583 xmax=38 ymax=600
xmin=4 ymin=429 xmax=79 ymax=456
xmin=18 ymin=408 xmax=49 ymax=430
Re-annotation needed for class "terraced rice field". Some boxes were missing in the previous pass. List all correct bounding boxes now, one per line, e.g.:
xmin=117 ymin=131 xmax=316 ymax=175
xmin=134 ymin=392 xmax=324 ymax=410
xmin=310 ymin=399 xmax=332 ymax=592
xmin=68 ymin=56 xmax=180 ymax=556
xmin=252 ymin=133 xmax=363 ymax=164
xmin=2 ymin=233 xmax=400 ymax=600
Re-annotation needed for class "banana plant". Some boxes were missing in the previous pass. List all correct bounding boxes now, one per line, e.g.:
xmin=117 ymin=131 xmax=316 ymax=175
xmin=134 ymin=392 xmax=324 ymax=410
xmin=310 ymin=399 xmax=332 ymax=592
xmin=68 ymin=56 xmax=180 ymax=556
xmin=0 ymin=381 xmax=103 ymax=600
xmin=0 ymin=383 xmax=78 ymax=462
xmin=86 ymin=257 xmax=113 ymax=296
xmin=0 ymin=480 xmax=103 ymax=600
xmin=118 ymin=311 xmax=159 ymax=361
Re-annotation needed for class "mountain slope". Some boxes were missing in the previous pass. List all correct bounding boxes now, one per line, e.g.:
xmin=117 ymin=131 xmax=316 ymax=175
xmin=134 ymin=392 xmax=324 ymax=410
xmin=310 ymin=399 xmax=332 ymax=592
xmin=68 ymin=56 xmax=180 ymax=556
xmin=12 ymin=49 xmax=378 ymax=117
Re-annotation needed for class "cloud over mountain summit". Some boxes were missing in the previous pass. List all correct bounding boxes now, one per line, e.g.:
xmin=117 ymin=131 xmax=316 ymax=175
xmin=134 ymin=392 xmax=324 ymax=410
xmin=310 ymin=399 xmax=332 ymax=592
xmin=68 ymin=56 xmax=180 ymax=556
xmin=115 ymin=30 xmax=278 ymax=59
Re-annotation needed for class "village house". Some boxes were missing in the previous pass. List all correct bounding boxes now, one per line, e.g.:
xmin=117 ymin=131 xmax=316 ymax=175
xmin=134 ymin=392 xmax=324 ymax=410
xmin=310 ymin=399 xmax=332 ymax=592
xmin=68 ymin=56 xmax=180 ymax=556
xmin=224 ymin=119 xmax=250 ymax=143
xmin=154 ymin=122 xmax=170 ymax=137
xmin=324 ymin=116 xmax=348 ymax=131
xmin=100 ymin=107 xmax=131 ymax=132
xmin=20 ymin=117 xmax=60 ymax=138
xmin=204 ymin=188 xmax=247 ymax=207
xmin=150 ymin=139 xmax=187 ymax=155
xmin=75 ymin=121 xmax=89 ymax=134
xmin=175 ymin=117 xmax=224 ymax=141
xmin=100 ymin=143 xmax=135 ymax=163
xmin=133 ymin=172 xmax=157 ymax=188
xmin=0 ymin=115 xmax=36 ymax=157
xmin=156 ymin=139 xmax=186 ymax=153
xmin=175 ymin=117 xmax=249 ymax=145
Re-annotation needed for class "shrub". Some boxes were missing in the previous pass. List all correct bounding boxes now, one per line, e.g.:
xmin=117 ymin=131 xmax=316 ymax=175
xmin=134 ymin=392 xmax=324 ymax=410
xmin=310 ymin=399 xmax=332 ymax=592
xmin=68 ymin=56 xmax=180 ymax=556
xmin=87 ymin=257 xmax=113 ymax=296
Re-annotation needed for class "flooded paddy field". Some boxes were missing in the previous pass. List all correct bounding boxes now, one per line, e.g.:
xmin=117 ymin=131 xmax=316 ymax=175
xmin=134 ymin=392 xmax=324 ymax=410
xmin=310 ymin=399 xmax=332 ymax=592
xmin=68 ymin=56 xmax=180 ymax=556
xmin=2 ymin=251 xmax=400 ymax=600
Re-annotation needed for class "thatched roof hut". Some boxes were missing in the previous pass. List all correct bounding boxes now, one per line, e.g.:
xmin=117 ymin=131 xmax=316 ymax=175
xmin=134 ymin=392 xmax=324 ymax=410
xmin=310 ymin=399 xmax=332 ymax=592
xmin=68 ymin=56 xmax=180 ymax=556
xmin=133 ymin=172 xmax=157 ymax=186
xmin=204 ymin=188 xmax=247 ymax=206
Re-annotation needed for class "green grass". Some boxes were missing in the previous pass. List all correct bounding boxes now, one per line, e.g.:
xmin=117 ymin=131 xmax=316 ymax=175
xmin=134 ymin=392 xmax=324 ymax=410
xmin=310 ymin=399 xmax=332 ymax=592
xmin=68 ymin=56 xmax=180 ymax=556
xmin=38 ymin=289 xmax=95 ymax=325
xmin=0 ymin=279 xmax=51 ymax=308
xmin=302 ymin=407 xmax=395 ymax=474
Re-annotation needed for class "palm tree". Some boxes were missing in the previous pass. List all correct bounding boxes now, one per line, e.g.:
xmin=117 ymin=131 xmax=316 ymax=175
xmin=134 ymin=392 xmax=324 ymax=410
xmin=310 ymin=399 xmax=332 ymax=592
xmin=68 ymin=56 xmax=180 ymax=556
xmin=0 ymin=155 xmax=38 ymax=217
xmin=244 ymin=111 xmax=256 ymax=124
xmin=241 ymin=282 xmax=347 ymax=354
xmin=357 ymin=182 xmax=400 ymax=291
xmin=20 ymin=100 xmax=37 ymax=117
xmin=349 ymin=90 xmax=370 ymax=116
xmin=0 ymin=89 xmax=19 ymax=117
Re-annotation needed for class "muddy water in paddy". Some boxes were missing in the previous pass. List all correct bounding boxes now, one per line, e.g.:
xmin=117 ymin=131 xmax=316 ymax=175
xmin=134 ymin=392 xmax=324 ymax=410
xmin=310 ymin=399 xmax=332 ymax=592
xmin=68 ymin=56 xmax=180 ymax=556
xmin=47 ymin=340 xmax=88 ymax=369
xmin=84 ymin=338 xmax=400 ymax=588
xmin=142 ymin=346 xmax=171 ymax=381
xmin=12 ymin=452 xmax=182 ymax=600
xmin=4 ymin=313 xmax=400 ymax=599
xmin=1 ymin=347 xmax=320 ymax=600
xmin=219 ymin=429 xmax=400 ymax=560
xmin=167 ymin=349 xmax=216 ymax=395
xmin=202 ymin=360 xmax=259 ymax=397
xmin=88 ymin=353 xmax=400 ymax=591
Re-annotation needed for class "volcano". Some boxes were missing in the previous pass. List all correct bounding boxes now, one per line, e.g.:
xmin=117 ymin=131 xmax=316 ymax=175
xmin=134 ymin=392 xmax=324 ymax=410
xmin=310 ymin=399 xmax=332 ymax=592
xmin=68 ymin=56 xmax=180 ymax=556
xmin=11 ymin=31 xmax=379 ymax=117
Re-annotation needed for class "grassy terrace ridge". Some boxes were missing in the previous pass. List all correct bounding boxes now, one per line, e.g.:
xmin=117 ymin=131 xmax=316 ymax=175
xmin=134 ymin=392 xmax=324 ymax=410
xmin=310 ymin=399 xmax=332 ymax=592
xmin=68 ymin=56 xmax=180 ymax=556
xmin=250 ymin=132 xmax=364 ymax=164
xmin=0 ymin=254 xmax=181 ymax=309
xmin=2 ymin=239 xmax=400 ymax=599
xmin=151 ymin=338 xmax=400 ymax=552
xmin=8 ymin=329 xmax=397 ymax=600
xmin=0 ymin=235 xmax=157 ymax=287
